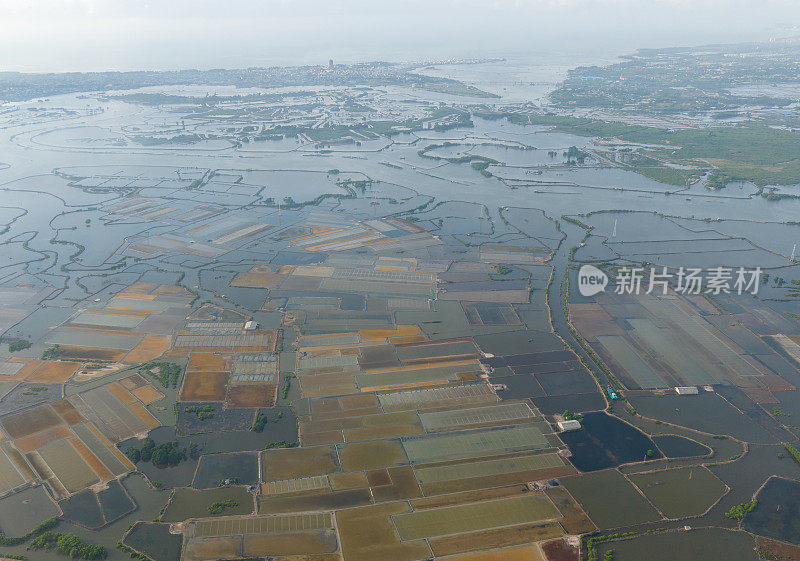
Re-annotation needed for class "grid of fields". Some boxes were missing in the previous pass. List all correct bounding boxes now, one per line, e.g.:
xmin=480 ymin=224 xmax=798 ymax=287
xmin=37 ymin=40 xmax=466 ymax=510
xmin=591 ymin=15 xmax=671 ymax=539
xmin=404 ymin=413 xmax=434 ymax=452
xmin=174 ymin=333 xmax=272 ymax=348
xmin=193 ymin=512 xmax=333 ymax=538
xmin=402 ymin=425 xmax=549 ymax=463
xmin=571 ymin=290 xmax=787 ymax=395
xmin=418 ymin=402 xmax=534 ymax=430
xmin=378 ymin=384 xmax=499 ymax=410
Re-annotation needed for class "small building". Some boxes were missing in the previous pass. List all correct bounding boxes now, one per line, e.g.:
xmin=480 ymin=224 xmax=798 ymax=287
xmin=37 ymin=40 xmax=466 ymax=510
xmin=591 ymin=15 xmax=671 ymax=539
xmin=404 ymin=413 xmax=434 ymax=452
xmin=557 ymin=420 xmax=582 ymax=432
xmin=244 ymin=320 xmax=258 ymax=331
xmin=675 ymin=386 xmax=699 ymax=395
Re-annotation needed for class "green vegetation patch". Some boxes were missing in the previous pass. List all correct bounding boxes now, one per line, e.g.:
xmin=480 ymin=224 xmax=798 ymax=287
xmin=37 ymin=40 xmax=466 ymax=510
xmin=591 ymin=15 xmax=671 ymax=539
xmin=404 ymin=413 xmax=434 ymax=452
xmin=184 ymin=404 xmax=214 ymax=420
xmin=0 ymin=516 xmax=59 ymax=547
xmin=41 ymin=345 xmax=63 ymax=360
xmin=125 ymin=437 xmax=199 ymax=468
xmin=29 ymin=531 xmax=107 ymax=560
xmin=7 ymin=340 xmax=31 ymax=353
xmin=207 ymin=499 xmax=238 ymax=515
xmin=484 ymin=111 xmax=800 ymax=188
xmin=140 ymin=362 xmax=182 ymax=389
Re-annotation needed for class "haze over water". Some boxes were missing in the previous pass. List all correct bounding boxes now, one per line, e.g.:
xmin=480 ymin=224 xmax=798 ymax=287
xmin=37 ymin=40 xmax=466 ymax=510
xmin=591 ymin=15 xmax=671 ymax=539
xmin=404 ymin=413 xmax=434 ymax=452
xmin=1 ymin=0 xmax=798 ymax=73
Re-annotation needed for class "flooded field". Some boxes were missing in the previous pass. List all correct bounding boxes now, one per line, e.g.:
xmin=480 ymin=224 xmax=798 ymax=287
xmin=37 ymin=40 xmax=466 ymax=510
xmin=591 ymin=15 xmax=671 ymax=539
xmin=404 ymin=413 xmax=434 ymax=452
xmin=595 ymin=528 xmax=757 ymax=561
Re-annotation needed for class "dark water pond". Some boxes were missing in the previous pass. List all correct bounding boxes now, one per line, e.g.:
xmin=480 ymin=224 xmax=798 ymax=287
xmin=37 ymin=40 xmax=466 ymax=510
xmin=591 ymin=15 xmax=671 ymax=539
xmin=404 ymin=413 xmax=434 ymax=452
xmin=652 ymin=434 xmax=711 ymax=458
xmin=560 ymin=411 xmax=661 ymax=471
xmin=744 ymin=476 xmax=800 ymax=544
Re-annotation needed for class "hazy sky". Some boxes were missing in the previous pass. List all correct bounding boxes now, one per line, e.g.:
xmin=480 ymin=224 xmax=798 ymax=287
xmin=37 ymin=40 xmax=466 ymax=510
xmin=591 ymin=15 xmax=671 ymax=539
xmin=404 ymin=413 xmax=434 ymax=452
xmin=1 ymin=0 xmax=799 ymax=72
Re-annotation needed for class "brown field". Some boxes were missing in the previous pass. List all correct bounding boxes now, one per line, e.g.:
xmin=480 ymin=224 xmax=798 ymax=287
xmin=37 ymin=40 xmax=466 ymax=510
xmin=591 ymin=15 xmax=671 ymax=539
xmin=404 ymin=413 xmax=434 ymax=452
xmin=106 ymin=304 xmax=162 ymax=314
xmin=545 ymin=487 xmax=596 ymax=534
xmin=243 ymin=531 xmax=338 ymax=555
xmin=264 ymin=555 xmax=340 ymax=561
xmin=411 ymin=485 xmax=526 ymax=511
xmin=311 ymin=394 xmax=380 ymax=418
xmin=119 ymin=373 xmax=147 ymax=390
xmin=305 ymin=349 xmax=341 ymax=359
xmin=330 ymin=472 xmax=369 ymax=491
xmin=27 ymin=361 xmax=81 ymax=383
xmin=107 ymin=381 xmax=136 ymax=405
xmin=50 ymin=399 xmax=86 ymax=426
xmin=336 ymin=502 xmax=432 ymax=561
xmin=125 ymin=334 xmax=170 ymax=363
xmin=130 ymin=384 xmax=164 ymax=405
xmin=5 ymin=359 xmax=42 ymax=380
xmin=85 ymin=422 xmax=136 ymax=470
xmin=180 ymin=372 xmax=229 ymax=401
xmin=226 ymin=384 xmax=277 ymax=408
xmin=184 ymin=536 xmax=240 ymax=561
xmin=444 ymin=545 xmax=545 ymax=561
xmin=370 ymin=466 xmax=422 ymax=502
xmin=360 ymin=325 xmax=422 ymax=342
xmin=302 ymin=417 xmax=379 ymax=436
xmin=429 ymin=522 xmax=564 ymax=557
xmin=363 ymin=412 xmax=420 ymax=427
xmin=339 ymin=440 xmax=407 ymax=472
xmin=56 ymin=346 xmax=127 ymax=361
xmin=231 ymin=266 xmax=285 ymax=288
xmin=261 ymin=446 xmax=339 ymax=482
xmin=756 ymin=537 xmax=800 ymax=561
xmin=258 ymin=488 xmax=371 ymax=514
xmin=344 ymin=424 xmax=423 ymax=442
xmin=2 ymin=405 xmax=63 ymax=439
xmin=422 ymin=465 xmax=575 ymax=496
xmin=14 ymin=424 xmax=72 ymax=454
xmin=299 ymin=373 xmax=357 ymax=398
xmin=366 ymin=469 xmax=391 ymax=487
xmin=117 ymin=284 xmax=157 ymax=296
xmin=69 ymin=436 xmax=113 ymax=480
xmin=188 ymin=352 xmax=232 ymax=372
xmin=127 ymin=402 xmax=161 ymax=429
xmin=362 ymin=360 xmax=478 ymax=376
xmin=541 ymin=539 xmax=579 ymax=561
xmin=302 ymin=431 xmax=345 ymax=446
xmin=389 ymin=335 xmax=428 ymax=345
